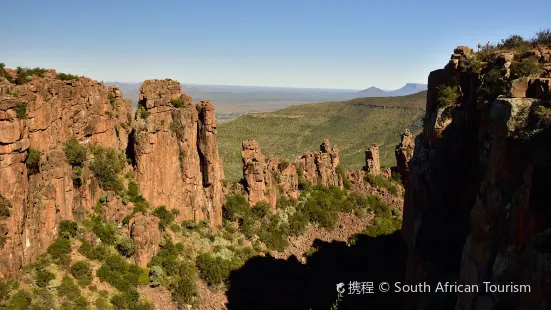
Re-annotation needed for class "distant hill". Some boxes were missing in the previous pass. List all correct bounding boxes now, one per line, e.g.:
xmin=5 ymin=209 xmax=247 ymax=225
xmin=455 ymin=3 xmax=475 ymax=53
xmin=218 ymin=90 xmax=427 ymax=181
xmin=358 ymin=83 xmax=427 ymax=97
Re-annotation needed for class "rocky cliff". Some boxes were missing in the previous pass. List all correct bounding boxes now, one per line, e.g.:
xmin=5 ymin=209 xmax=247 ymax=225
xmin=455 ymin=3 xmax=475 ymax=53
xmin=0 ymin=72 xmax=224 ymax=276
xmin=241 ymin=139 xmax=342 ymax=208
xmin=402 ymin=44 xmax=551 ymax=309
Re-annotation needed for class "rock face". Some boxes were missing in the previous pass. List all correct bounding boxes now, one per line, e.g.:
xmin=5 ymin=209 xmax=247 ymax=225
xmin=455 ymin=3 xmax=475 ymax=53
xmin=394 ymin=129 xmax=415 ymax=185
xmin=241 ymin=139 xmax=343 ymax=208
xmin=241 ymin=140 xmax=298 ymax=208
xmin=509 ymin=77 xmax=551 ymax=99
xmin=130 ymin=213 xmax=161 ymax=268
xmin=363 ymin=144 xmax=381 ymax=175
xmin=0 ymin=72 xmax=132 ymax=276
xmin=295 ymin=139 xmax=343 ymax=189
xmin=132 ymin=80 xmax=224 ymax=227
xmin=0 ymin=72 xmax=225 ymax=276
xmin=402 ymin=46 xmax=551 ymax=309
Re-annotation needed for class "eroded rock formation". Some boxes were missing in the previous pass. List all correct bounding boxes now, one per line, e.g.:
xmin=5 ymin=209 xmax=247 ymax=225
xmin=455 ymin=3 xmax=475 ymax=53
xmin=241 ymin=139 xmax=343 ymax=208
xmin=132 ymin=80 xmax=224 ymax=227
xmin=394 ymin=129 xmax=414 ymax=185
xmin=363 ymin=144 xmax=381 ymax=175
xmin=0 ymin=72 xmax=225 ymax=276
xmin=402 ymin=46 xmax=551 ymax=309
xmin=130 ymin=213 xmax=161 ymax=268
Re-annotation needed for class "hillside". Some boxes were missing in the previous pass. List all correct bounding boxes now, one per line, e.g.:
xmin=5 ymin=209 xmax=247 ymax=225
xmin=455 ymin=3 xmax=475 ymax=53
xmin=218 ymin=91 xmax=426 ymax=181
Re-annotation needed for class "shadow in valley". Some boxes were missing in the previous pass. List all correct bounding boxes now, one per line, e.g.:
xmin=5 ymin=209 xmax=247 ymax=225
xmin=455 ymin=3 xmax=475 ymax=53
xmin=226 ymin=232 xmax=407 ymax=310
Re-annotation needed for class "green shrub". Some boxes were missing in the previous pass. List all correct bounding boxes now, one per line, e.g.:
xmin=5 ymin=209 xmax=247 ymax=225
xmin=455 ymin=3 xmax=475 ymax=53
xmin=6 ymin=290 xmax=31 ymax=309
xmin=47 ymin=237 xmax=71 ymax=259
xmin=510 ymin=57 xmax=542 ymax=79
xmin=288 ymin=211 xmax=309 ymax=236
xmin=532 ymin=29 xmax=551 ymax=47
xmin=153 ymin=206 xmax=175 ymax=230
xmin=251 ymin=201 xmax=270 ymax=220
xmin=97 ymin=255 xmax=149 ymax=293
xmin=170 ymin=277 xmax=197 ymax=306
xmin=499 ymin=34 xmax=529 ymax=50
xmin=258 ymin=218 xmax=289 ymax=251
xmin=31 ymin=287 xmax=55 ymax=309
xmin=195 ymin=253 xmax=235 ymax=286
xmin=126 ymin=181 xmax=146 ymax=204
xmin=14 ymin=102 xmax=27 ymax=119
xmin=56 ymin=73 xmax=79 ymax=81
xmin=148 ymin=266 xmax=163 ymax=287
xmin=0 ymin=63 xmax=13 ymax=83
xmin=435 ymin=85 xmax=459 ymax=108
xmin=58 ymin=276 xmax=81 ymax=301
xmin=59 ymin=220 xmax=78 ymax=239
xmin=79 ymin=241 xmax=110 ymax=261
xmin=64 ymin=138 xmax=87 ymax=166
xmin=364 ymin=173 xmax=399 ymax=195
xmin=70 ymin=261 xmax=93 ymax=286
xmin=91 ymin=217 xmax=118 ymax=246
xmin=0 ymin=195 xmax=11 ymax=218
xmin=222 ymin=194 xmax=250 ymax=222
xmin=35 ymin=269 xmax=56 ymax=288
xmin=26 ymin=148 xmax=41 ymax=175
xmin=14 ymin=66 xmax=47 ymax=85
xmin=170 ymin=97 xmax=186 ymax=108
xmin=275 ymin=196 xmax=297 ymax=209
xmin=298 ymin=174 xmax=313 ymax=191
xmin=362 ymin=217 xmax=402 ymax=237
xmin=138 ymin=105 xmax=149 ymax=119
xmin=90 ymin=147 xmax=126 ymax=192
xmin=535 ymin=105 xmax=551 ymax=126
xmin=116 ymin=238 xmax=136 ymax=257
xmin=481 ymin=68 xmax=507 ymax=101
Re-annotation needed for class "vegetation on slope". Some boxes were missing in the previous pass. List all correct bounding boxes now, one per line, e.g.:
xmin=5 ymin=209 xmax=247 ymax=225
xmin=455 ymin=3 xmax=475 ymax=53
xmin=218 ymin=91 xmax=426 ymax=181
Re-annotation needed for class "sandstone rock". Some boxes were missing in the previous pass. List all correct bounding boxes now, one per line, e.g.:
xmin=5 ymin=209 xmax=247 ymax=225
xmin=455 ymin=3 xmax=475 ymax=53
xmin=295 ymin=139 xmax=343 ymax=189
xmin=509 ymin=77 xmax=551 ymax=99
xmin=241 ymin=140 xmax=298 ymax=208
xmin=130 ymin=213 xmax=161 ymax=268
xmin=453 ymin=46 xmax=473 ymax=57
xmin=133 ymin=80 xmax=223 ymax=227
xmin=363 ymin=144 xmax=381 ymax=175
xmin=395 ymin=129 xmax=415 ymax=185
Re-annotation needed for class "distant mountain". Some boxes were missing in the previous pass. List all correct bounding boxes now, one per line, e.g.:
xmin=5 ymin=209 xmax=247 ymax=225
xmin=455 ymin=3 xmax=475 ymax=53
xmin=357 ymin=83 xmax=427 ymax=97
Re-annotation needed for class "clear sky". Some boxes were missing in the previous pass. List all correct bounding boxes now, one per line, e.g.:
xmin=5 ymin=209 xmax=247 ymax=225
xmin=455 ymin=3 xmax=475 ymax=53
xmin=1 ymin=0 xmax=549 ymax=90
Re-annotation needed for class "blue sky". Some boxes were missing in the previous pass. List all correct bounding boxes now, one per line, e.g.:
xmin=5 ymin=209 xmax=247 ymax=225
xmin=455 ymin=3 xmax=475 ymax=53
xmin=1 ymin=0 xmax=549 ymax=90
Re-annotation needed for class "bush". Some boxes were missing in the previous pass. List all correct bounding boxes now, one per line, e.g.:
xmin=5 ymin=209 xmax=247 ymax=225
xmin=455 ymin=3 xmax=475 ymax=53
xmin=35 ymin=269 xmax=56 ymax=288
xmin=364 ymin=173 xmax=399 ymax=196
xmin=6 ymin=290 xmax=31 ymax=309
xmin=56 ymin=72 xmax=79 ymax=81
xmin=435 ymin=85 xmax=459 ymax=108
xmin=499 ymin=34 xmax=529 ymax=50
xmin=138 ymin=105 xmax=149 ymax=119
xmin=126 ymin=181 xmax=146 ymax=204
xmin=535 ymin=105 xmax=551 ymax=126
xmin=64 ymin=138 xmax=87 ymax=166
xmin=195 ymin=253 xmax=235 ymax=286
xmin=79 ymin=240 xmax=110 ymax=261
xmin=288 ymin=211 xmax=309 ymax=236
xmin=510 ymin=57 xmax=542 ymax=79
xmin=116 ymin=238 xmax=136 ymax=257
xmin=14 ymin=66 xmax=47 ymax=85
xmin=481 ymin=68 xmax=507 ymax=101
xmin=92 ymin=217 xmax=118 ymax=245
xmin=153 ymin=206 xmax=175 ymax=230
xmin=222 ymin=194 xmax=249 ymax=222
xmin=170 ymin=277 xmax=197 ymax=306
xmin=47 ymin=237 xmax=71 ymax=259
xmin=70 ymin=261 xmax=93 ymax=286
xmin=26 ymin=148 xmax=41 ymax=175
xmin=59 ymin=220 xmax=78 ymax=239
xmin=363 ymin=217 xmax=402 ymax=237
xmin=170 ymin=97 xmax=186 ymax=108
xmin=251 ymin=201 xmax=270 ymax=220
xmin=258 ymin=218 xmax=289 ymax=251
xmin=0 ymin=63 xmax=13 ymax=83
xmin=90 ymin=147 xmax=126 ymax=192
xmin=14 ymin=101 xmax=27 ymax=119
xmin=97 ymin=255 xmax=149 ymax=293
xmin=58 ymin=276 xmax=81 ymax=301
xmin=532 ymin=29 xmax=551 ymax=47
xmin=275 ymin=196 xmax=297 ymax=209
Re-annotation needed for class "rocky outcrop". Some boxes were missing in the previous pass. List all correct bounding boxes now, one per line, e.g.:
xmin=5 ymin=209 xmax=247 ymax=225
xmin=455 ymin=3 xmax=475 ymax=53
xmin=132 ymin=80 xmax=224 ymax=227
xmin=394 ymin=129 xmax=414 ymax=185
xmin=241 ymin=139 xmax=343 ymax=208
xmin=130 ymin=213 xmax=161 ymax=268
xmin=0 ymin=72 xmax=225 ymax=276
xmin=509 ymin=77 xmax=551 ymax=99
xmin=241 ymin=140 xmax=298 ymax=208
xmin=363 ymin=144 xmax=381 ymax=175
xmin=295 ymin=139 xmax=343 ymax=189
xmin=0 ymin=72 xmax=132 ymax=276
xmin=402 ymin=45 xmax=551 ymax=309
